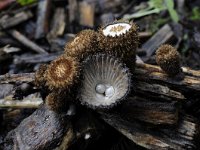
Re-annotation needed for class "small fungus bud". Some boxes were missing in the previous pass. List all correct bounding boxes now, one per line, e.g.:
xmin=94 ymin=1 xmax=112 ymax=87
xmin=64 ymin=29 xmax=98 ymax=60
xmin=156 ymin=44 xmax=182 ymax=76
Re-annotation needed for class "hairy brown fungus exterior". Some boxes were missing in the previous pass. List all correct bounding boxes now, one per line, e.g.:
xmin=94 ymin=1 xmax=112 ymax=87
xmin=46 ymin=55 xmax=79 ymax=90
xmin=79 ymin=53 xmax=131 ymax=109
xmin=98 ymin=21 xmax=139 ymax=60
xmin=156 ymin=44 xmax=181 ymax=76
xmin=64 ymin=29 xmax=98 ymax=60
xmin=45 ymin=92 xmax=68 ymax=112
xmin=34 ymin=64 xmax=47 ymax=88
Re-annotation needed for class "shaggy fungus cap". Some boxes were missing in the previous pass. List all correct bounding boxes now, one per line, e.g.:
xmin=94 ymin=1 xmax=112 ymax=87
xmin=34 ymin=64 xmax=47 ymax=88
xmin=46 ymin=55 xmax=79 ymax=90
xmin=156 ymin=44 xmax=181 ymax=76
xmin=79 ymin=53 xmax=131 ymax=109
xmin=98 ymin=20 xmax=139 ymax=60
xmin=64 ymin=29 xmax=98 ymax=60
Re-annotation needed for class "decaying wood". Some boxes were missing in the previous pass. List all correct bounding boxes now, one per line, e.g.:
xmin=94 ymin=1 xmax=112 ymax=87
xmin=47 ymin=8 xmax=66 ymax=41
xmin=0 ymin=11 xmax=33 ymax=29
xmin=100 ymin=112 xmax=200 ymax=150
xmin=78 ymin=1 xmax=95 ymax=27
xmin=0 ymin=84 xmax=14 ymax=98
xmin=35 ymin=0 xmax=51 ymax=39
xmin=1 ymin=61 xmax=200 ymax=149
xmin=119 ymin=97 xmax=179 ymax=125
xmin=0 ymin=73 xmax=35 ymax=84
xmin=0 ymin=95 xmax=179 ymax=125
xmin=13 ymin=52 xmax=61 ymax=65
xmin=141 ymin=24 xmax=175 ymax=62
xmin=134 ymin=63 xmax=200 ymax=92
xmin=1 ymin=63 xmax=199 ymax=99
xmin=2 ymin=104 xmax=104 ymax=150
xmin=3 ymin=105 xmax=71 ymax=150
xmin=8 ymin=30 xmax=48 ymax=54
xmin=135 ymin=81 xmax=185 ymax=100
xmin=0 ymin=98 xmax=42 ymax=108
xmin=138 ymin=31 xmax=152 ymax=39
xmin=0 ymin=95 xmax=180 ymax=125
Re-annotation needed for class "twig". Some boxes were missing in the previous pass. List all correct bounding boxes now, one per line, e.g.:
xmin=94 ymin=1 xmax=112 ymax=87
xmin=0 ymin=73 xmax=35 ymax=84
xmin=0 ymin=98 xmax=42 ymax=108
xmin=35 ymin=0 xmax=51 ymax=39
xmin=8 ymin=30 xmax=48 ymax=54
xmin=13 ymin=52 xmax=61 ymax=65
xmin=0 ymin=11 xmax=33 ymax=29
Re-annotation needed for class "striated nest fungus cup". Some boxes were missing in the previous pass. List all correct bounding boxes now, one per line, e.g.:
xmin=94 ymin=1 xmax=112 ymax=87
xmin=156 ymin=44 xmax=181 ymax=76
xmin=45 ymin=55 xmax=80 ymax=90
xmin=98 ymin=21 xmax=139 ymax=60
xmin=64 ymin=29 xmax=98 ymax=60
xmin=79 ymin=53 xmax=131 ymax=109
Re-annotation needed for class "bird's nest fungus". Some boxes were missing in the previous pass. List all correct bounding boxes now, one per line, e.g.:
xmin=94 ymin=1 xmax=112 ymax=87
xmin=35 ymin=20 xmax=182 ymax=111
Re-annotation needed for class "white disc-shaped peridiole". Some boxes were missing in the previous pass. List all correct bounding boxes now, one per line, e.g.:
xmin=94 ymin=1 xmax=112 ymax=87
xmin=80 ymin=54 xmax=131 ymax=108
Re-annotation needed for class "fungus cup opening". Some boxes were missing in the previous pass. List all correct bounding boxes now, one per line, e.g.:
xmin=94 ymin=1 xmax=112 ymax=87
xmin=80 ymin=54 xmax=131 ymax=108
xmin=103 ymin=23 xmax=131 ymax=37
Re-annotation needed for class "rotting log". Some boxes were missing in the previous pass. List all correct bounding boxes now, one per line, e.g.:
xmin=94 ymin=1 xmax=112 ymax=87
xmin=2 ymin=105 xmax=105 ymax=150
xmin=1 ymin=92 xmax=199 ymax=150
xmin=0 ymin=96 xmax=180 ymax=126
xmin=1 ymin=62 xmax=200 ymax=149
xmin=1 ymin=63 xmax=199 ymax=98
xmin=3 ymin=105 xmax=72 ymax=150
xmin=100 ymin=111 xmax=200 ymax=150
xmin=134 ymin=63 xmax=200 ymax=93
xmin=119 ymin=96 xmax=179 ymax=125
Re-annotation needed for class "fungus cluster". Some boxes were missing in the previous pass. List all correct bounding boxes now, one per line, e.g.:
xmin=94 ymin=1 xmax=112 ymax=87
xmin=34 ymin=20 xmax=138 ymax=110
xmin=35 ymin=20 xmax=181 ymax=111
